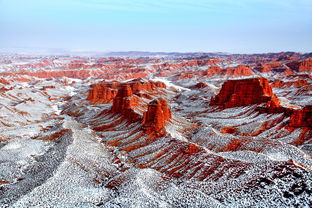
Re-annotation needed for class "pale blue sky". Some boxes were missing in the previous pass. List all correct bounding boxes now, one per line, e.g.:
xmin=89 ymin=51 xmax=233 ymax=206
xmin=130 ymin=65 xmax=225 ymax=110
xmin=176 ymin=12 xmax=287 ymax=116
xmin=1 ymin=0 xmax=311 ymax=53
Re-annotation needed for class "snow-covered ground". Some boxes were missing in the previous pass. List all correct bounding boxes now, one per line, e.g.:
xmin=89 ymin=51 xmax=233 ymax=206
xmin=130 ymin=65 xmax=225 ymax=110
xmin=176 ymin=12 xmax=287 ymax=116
xmin=0 ymin=55 xmax=311 ymax=207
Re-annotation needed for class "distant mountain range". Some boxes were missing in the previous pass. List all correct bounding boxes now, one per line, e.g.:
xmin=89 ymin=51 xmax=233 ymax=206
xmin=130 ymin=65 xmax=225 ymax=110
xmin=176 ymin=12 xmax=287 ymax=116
xmin=0 ymin=48 xmax=311 ymax=58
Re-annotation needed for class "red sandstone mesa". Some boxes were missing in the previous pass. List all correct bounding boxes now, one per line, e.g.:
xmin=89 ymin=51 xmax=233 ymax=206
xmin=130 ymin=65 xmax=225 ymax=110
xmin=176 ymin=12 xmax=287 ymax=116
xmin=142 ymin=98 xmax=171 ymax=137
xmin=87 ymin=79 xmax=166 ymax=104
xmin=209 ymin=77 xmax=312 ymax=129
xmin=87 ymin=83 xmax=118 ymax=104
xmin=289 ymin=106 xmax=312 ymax=128
xmin=210 ymin=77 xmax=280 ymax=108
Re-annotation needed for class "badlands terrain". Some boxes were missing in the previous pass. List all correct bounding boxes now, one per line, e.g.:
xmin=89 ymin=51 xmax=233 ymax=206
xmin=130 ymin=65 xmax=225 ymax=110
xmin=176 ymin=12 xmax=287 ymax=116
xmin=0 ymin=52 xmax=311 ymax=207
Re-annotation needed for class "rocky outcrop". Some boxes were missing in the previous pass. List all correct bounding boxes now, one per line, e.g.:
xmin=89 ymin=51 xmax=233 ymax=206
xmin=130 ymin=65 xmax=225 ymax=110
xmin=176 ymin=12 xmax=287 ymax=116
xmin=287 ymin=58 xmax=312 ymax=72
xmin=129 ymin=79 xmax=166 ymax=93
xmin=42 ymin=86 xmax=56 ymax=91
xmin=0 ymin=78 xmax=9 ymax=85
xmin=87 ymin=82 xmax=118 ymax=104
xmin=254 ymin=63 xmax=271 ymax=73
xmin=106 ymin=81 xmax=171 ymax=135
xmin=210 ymin=77 xmax=312 ymax=127
xmin=109 ymin=85 xmax=172 ymax=135
xmin=289 ymin=106 xmax=312 ymax=128
xmin=271 ymin=79 xmax=308 ymax=89
xmin=203 ymin=65 xmax=254 ymax=77
xmin=142 ymin=98 xmax=171 ymax=136
xmin=203 ymin=65 xmax=223 ymax=77
xmin=254 ymin=62 xmax=291 ymax=74
xmin=111 ymin=85 xmax=140 ymax=122
xmin=225 ymin=65 xmax=254 ymax=77
xmin=210 ymin=77 xmax=280 ymax=108
xmin=191 ymin=82 xmax=208 ymax=89
xmin=298 ymin=58 xmax=312 ymax=72
xmin=87 ymin=79 xmax=166 ymax=104
xmin=180 ymin=143 xmax=202 ymax=154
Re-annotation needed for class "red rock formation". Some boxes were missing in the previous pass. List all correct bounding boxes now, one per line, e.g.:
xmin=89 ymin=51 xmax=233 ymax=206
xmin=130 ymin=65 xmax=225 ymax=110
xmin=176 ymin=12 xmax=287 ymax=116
xmin=158 ymin=98 xmax=172 ymax=120
xmin=271 ymin=79 xmax=308 ymax=89
xmin=265 ymin=95 xmax=283 ymax=113
xmin=287 ymin=58 xmax=312 ymax=72
xmin=11 ymin=77 xmax=32 ymax=82
xmin=286 ymin=61 xmax=300 ymax=72
xmin=0 ymin=78 xmax=9 ymax=85
xmin=221 ymin=126 xmax=238 ymax=134
xmin=142 ymin=98 xmax=171 ymax=136
xmin=281 ymin=67 xmax=294 ymax=76
xmin=111 ymin=85 xmax=137 ymax=111
xmin=87 ymin=83 xmax=118 ymax=104
xmin=254 ymin=63 xmax=271 ymax=73
xmin=128 ymin=78 xmax=166 ymax=93
xmin=106 ymin=92 xmax=172 ymax=136
xmin=298 ymin=58 xmax=312 ymax=72
xmin=192 ymin=82 xmax=208 ymax=89
xmin=87 ymin=79 xmax=166 ymax=104
xmin=254 ymin=62 xmax=291 ymax=74
xmin=289 ymin=106 xmax=312 ymax=128
xmin=0 ymin=87 xmax=12 ymax=91
xmin=210 ymin=77 xmax=280 ymax=108
xmin=204 ymin=65 xmax=223 ymax=77
xmin=225 ymin=65 xmax=254 ymax=77
xmin=111 ymin=85 xmax=140 ymax=122
xmin=42 ymin=86 xmax=56 ymax=91
xmin=181 ymin=143 xmax=202 ymax=154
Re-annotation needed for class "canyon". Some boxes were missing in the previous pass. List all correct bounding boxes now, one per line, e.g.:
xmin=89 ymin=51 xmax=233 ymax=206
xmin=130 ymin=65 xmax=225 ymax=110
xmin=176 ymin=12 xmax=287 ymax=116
xmin=0 ymin=52 xmax=311 ymax=207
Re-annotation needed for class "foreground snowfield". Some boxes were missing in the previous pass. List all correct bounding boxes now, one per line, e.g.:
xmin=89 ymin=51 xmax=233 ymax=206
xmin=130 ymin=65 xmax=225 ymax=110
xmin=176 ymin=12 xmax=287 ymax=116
xmin=13 ymin=118 xmax=116 ymax=207
xmin=0 ymin=54 xmax=311 ymax=207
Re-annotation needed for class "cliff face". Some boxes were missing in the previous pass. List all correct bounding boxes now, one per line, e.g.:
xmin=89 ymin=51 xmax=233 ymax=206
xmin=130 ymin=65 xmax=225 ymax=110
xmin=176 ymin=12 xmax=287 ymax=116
xmin=210 ymin=77 xmax=280 ymax=108
xmin=129 ymin=79 xmax=166 ymax=93
xmin=203 ymin=65 xmax=223 ymax=77
xmin=271 ymin=79 xmax=308 ymax=89
xmin=225 ymin=65 xmax=254 ymax=77
xmin=203 ymin=65 xmax=254 ymax=77
xmin=254 ymin=62 xmax=292 ymax=75
xmin=287 ymin=58 xmax=312 ymax=72
xmin=111 ymin=85 xmax=140 ymax=122
xmin=142 ymin=98 xmax=171 ymax=137
xmin=298 ymin=58 xmax=312 ymax=72
xmin=87 ymin=79 xmax=166 ymax=104
xmin=87 ymin=83 xmax=118 ymax=104
xmin=289 ymin=106 xmax=312 ymax=128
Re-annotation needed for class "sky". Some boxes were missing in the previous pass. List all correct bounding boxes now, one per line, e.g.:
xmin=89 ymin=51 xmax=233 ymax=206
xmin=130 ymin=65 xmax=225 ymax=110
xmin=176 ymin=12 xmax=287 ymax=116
xmin=0 ymin=0 xmax=312 ymax=53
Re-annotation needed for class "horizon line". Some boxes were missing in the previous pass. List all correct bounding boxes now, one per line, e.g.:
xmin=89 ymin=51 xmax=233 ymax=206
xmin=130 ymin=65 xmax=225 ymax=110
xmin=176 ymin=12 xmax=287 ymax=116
xmin=0 ymin=47 xmax=311 ymax=56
